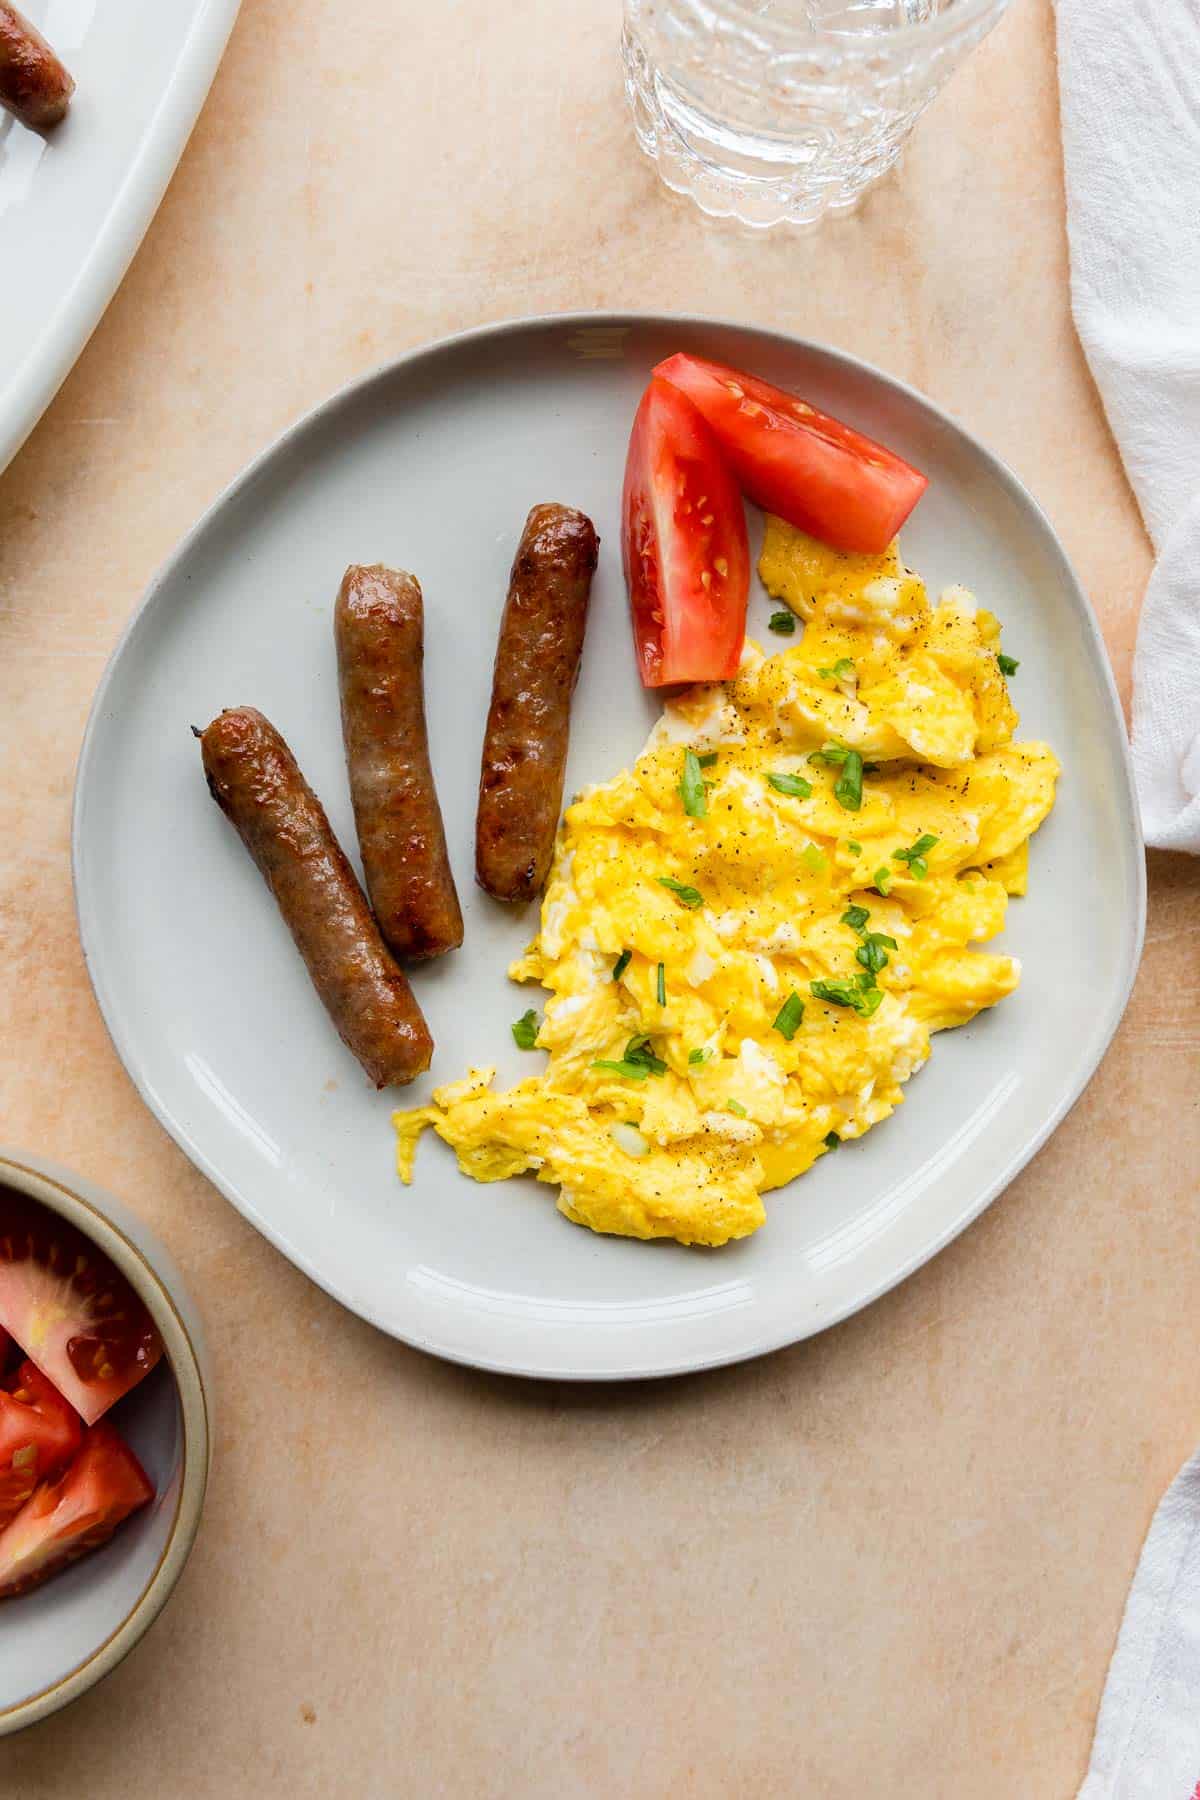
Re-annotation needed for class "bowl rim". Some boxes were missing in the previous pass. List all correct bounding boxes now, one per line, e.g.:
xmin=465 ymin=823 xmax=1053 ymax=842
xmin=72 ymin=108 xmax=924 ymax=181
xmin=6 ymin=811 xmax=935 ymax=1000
xmin=0 ymin=1151 xmax=211 ymax=1737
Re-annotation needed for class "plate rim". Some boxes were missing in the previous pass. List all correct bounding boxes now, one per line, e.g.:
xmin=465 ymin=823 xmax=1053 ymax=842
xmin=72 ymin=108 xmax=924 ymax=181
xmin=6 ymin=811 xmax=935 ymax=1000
xmin=71 ymin=308 xmax=1148 ymax=1380
xmin=0 ymin=0 xmax=243 ymax=479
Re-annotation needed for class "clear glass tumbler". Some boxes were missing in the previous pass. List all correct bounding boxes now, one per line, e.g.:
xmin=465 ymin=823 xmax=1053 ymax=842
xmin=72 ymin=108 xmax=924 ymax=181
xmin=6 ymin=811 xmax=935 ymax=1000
xmin=623 ymin=0 xmax=1011 ymax=230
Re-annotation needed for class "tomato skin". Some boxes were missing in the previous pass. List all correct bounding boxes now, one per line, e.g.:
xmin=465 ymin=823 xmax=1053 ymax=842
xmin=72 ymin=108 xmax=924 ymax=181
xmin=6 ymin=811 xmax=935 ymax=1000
xmin=622 ymin=377 xmax=750 ymax=688
xmin=0 ymin=1421 xmax=154 ymax=1599
xmin=0 ymin=1196 xmax=163 ymax=1425
xmin=0 ymin=1361 xmax=82 ymax=1530
xmin=653 ymin=353 xmax=928 ymax=555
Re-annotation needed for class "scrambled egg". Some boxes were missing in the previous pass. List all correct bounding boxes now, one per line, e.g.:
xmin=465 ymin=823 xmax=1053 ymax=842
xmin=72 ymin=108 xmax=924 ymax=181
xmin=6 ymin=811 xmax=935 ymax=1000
xmin=395 ymin=522 xmax=1059 ymax=1248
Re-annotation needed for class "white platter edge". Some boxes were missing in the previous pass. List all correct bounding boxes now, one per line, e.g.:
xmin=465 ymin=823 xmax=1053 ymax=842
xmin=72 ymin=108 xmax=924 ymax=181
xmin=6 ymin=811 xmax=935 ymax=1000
xmin=0 ymin=0 xmax=243 ymax=479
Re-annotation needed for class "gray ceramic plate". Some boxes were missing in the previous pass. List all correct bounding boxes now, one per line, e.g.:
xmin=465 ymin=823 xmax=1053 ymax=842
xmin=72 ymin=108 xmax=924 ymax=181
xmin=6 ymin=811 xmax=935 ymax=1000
xmin=73 ymin=313 xmax=1145 ymax=1379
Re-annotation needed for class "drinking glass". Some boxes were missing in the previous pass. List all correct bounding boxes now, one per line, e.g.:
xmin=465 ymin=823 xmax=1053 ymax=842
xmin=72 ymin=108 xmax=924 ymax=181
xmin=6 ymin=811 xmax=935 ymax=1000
xmin=623 ymin=0 xmax=1011 ymax=230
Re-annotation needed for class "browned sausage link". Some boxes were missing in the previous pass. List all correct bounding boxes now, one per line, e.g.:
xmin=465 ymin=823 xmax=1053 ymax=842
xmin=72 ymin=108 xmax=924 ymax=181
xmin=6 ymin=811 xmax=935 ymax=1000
xmin=0 ymin=5 xmax=74 ymax=130
xmin=334 ymin=565 xmax=463 ymax=962
xmin=476 ymin=504 xmax=599 ymax=903
xmin=199 ymin=708 xmax=433 ymax=1088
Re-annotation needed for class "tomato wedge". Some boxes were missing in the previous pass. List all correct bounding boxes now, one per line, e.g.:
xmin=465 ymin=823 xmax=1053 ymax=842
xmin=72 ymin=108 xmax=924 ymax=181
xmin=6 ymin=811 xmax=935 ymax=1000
xmin=653 ymin=353 xmax=928 ymax=555
xmin=0 ymin=1193 xmax=163 ymax=1425
xmin=0 ymin=1361 xmax=82 ymax=1531
xmin=0 ymin=1421 xmax=154 ymax=1599
xmin=622 ymin=376 xmax=749 ymax=687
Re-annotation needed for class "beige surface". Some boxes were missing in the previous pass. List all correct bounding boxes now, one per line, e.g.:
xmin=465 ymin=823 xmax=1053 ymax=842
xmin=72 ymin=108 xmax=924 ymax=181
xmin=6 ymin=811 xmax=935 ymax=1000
xmin=1 ymin=0 xmax=1196 ymax=1792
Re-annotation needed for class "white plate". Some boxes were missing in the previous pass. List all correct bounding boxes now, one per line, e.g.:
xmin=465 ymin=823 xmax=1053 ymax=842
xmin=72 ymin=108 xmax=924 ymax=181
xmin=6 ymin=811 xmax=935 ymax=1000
xmin=73 ymin=313 xmax=1145 ymax=1380
xmin=0 ymin=0 xmax=241 ymax=478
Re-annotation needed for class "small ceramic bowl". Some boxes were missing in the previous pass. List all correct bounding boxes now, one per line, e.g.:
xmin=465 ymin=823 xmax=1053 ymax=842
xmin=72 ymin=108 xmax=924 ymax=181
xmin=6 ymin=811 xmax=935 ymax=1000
xmin=0 ymin=1148 xmax=212 ymax=1736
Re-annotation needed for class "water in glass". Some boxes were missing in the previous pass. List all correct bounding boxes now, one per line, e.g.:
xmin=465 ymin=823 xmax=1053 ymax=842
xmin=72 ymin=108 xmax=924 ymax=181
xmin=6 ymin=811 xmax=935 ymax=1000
xmin=623 ymin=0 xmax=1011 ymax=229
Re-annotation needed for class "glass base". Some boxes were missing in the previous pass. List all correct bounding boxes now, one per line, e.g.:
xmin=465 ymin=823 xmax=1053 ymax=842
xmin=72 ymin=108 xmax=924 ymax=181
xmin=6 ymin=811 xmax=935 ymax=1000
xmin=634 ymin=124 xmax=905 ymax=232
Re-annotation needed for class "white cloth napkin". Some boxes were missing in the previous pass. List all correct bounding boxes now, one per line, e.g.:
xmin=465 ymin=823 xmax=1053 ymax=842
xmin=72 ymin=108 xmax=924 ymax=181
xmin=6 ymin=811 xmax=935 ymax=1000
xmin=1055 ymin=0 xmax=1200 ymax=852
xmin=1078 ymin=1448 xmax=1200 ymax=1798
xmin=1056 ymin=5 xmax=1200 ymax=1787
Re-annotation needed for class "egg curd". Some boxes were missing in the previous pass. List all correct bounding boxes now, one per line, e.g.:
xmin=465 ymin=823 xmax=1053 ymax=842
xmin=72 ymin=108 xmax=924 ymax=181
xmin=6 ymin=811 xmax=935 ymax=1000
xmin=395 ymin=521 xmax=1059 ymax=1248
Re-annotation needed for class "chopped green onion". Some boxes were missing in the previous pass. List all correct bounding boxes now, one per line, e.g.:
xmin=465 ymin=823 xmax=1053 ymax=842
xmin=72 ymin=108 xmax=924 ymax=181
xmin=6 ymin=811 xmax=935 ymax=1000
xmin=656 ymin=961 xmax=666 ymax=1006
xmin=873 ymin=866 xmax=892 ymax=896
xmin=801 ymin=843 xmax=827 ymax=874
xmin=997 ymin=652 xmax=1019 ymax=677
xmin=697 ymin=751 xmax=719 ymax=768
xmin=624 ymin=1034 xmax=668 ymax=1076
xmin=657 ymin=876 xmax=704 ymax=909
xmin=768 ymin=610 xmax=796 ymax=635
xmin=834 ymin=749 xmax=864 ymax=812
xmin=823 ymin=1131 xmax=841 ymax=1150
xmin=727 ymin=1099 xmax=748 ymax=1118
xmin=511 ymin=1009 xmax=539 ymax=1050
xmin=843 ymin=908 xmax=898 ymax=976
xmin=809 ymin=977 xmax=858 ymax=1009
xmin=855 ymin=932 xmax=897 ymax=977
xmin=846 ymin=840 xmax=862 ymax=855
xmin=772 ymin=992 xmax=805 ymax=1041
xmin=593 ymin=1037 xmax=668 ymax=1082
xmin=817 ymin=657 xmax=856 ymax=682
xmin=767 ymin=771 xmax=813 ymax=798
xmin=809 ymin=740 xmax=870 ymax=809
xmin=612 ymin=948 xmax=632 ymax=982
xmin=688 ymin=1046 xmax=713 ymax=1066
xmin=893 ymin=833 xmax=939 ymax=881
xmin=810 ymin=974 xmax=885 ymax=1018
xmin=678 ymin=749 xmax=708 ymax=820
xmin=895 ymin=833 xmax=939 ymax=861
